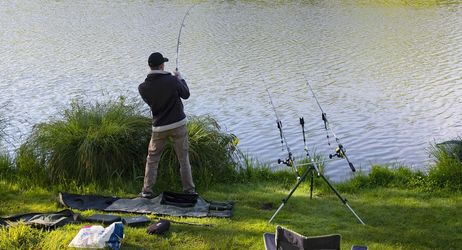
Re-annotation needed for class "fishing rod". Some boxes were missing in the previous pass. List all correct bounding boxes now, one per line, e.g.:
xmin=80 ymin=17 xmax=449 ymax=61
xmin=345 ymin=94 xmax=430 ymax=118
xmin=304 ymin=75 xmax=356 ymax=172
xmin=175 ymin=4 xmax=196 ymax=71
xmin=265 ymin=87 xmax=300 ymax=178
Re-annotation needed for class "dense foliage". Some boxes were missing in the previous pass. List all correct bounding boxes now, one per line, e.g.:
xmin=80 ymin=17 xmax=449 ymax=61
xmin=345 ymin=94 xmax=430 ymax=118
xmin=339 ymin=140 xmax=462 ymax=192
xmin=0 ymin=115 xmax=12 ymax=179
xmin=428 ymin=140 xmax=462 ymax=191
xmin=16 ymin=98 xmax=152 ymax=187
xmin=13 ymin=98 xmax=243 ymax=192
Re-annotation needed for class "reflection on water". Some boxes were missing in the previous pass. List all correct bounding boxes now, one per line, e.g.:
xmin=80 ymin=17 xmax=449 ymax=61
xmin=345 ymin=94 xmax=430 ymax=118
xmin=0 ymin=1 xmax=461 ymax=181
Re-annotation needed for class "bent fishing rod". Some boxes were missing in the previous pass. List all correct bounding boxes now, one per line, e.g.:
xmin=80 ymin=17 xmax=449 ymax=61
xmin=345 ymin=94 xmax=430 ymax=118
xmin=175 ymin=4 xmax=196 ymax=71
xmin=265 ymin=87 xmax=300 ymax=178
xmin=304 ymin=75 xmax=356 ymax=172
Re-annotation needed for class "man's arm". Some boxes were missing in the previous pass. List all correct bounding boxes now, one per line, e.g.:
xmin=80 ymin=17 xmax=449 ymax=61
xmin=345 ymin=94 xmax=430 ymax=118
xmin=177 ymin=79 xmax=190 ymax=99
xmin=173 ymin=71 xmax=190 ymax=99
xmin=138 ymin=84 xmax=151 ymax=106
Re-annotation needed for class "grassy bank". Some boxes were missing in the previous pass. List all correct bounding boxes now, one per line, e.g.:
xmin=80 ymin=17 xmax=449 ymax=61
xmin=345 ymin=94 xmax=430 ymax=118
xmin=1 ymin=173 xmax=461 ymax=250
xmin=1 ymin=99 xmax=461 ymax=249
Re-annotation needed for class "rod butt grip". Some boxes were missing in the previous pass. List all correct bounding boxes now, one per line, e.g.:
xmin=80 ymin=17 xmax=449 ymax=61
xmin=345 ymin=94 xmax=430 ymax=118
xmin=349 ymin=162 xmax=356 ymax=172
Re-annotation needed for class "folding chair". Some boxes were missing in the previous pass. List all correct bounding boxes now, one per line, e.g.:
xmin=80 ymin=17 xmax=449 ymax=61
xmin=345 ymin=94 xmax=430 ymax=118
xmin=263 ymin=225 xmax=341 ymax=250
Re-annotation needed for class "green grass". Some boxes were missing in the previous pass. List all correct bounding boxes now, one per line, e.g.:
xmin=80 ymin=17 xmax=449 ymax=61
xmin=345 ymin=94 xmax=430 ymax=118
xmin=1 ymin=176 xmax=461 ymax=250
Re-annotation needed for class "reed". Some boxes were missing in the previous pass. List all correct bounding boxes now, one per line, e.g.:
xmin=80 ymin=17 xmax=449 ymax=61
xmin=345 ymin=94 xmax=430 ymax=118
xmin=428 ymin=140 xmax=462 ymax=191
xmin=16 ymin=97 xmax=152 ymax=187
xmin=337 ymin=165 xmax=427 ymax=193
xmin=0 ymin=154 xmax=13 ymax=180
xmin=14 ymin=98 xmax=244 ymax=192
xmin=0 ymin=115 xmax=12 ymax=180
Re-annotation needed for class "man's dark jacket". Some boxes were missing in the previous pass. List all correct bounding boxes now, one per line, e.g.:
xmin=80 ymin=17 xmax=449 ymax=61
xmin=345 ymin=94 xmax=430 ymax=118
xmin=138 ymin=71 xmax=190 ymax=127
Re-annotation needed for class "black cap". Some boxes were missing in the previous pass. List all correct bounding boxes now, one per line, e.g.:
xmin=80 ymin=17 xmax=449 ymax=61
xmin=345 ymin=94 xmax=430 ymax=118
xmin=148 ymin=52 xmax=169 ymax=67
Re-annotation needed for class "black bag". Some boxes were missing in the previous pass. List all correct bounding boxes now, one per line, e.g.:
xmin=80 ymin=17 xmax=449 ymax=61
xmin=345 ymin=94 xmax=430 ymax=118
xmin=160 ymin=191 xmax=198 ymax=207
xmin=122 ymin=216 xmax=151 ymax=227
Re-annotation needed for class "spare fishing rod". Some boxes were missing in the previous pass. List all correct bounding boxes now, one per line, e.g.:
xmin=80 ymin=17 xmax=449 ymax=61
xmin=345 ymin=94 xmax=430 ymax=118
xmin=303 ymin=75 xmax=356 ymax=172
xmin=175 ymin=4 xmax=196 ymax=71
xmin=265 ymin=87 xmax=300 ymax=178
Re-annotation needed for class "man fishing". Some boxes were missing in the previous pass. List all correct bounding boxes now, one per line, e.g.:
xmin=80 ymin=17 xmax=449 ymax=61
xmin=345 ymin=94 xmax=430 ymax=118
xmin=138 ymin=52 xmax=196 ymax=198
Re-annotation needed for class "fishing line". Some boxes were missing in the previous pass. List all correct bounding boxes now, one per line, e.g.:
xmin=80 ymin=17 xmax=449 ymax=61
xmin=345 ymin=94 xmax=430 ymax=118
xmin=303 ymin=74 xmax=356 ymax=172
xmin=175 ymin=4 xmax=197 ymax=71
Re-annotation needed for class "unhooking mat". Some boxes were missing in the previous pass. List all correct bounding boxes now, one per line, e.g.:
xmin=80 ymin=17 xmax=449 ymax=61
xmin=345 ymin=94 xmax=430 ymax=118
xmin=58 ymin=192 xmax=234 ymax=218
xmin=0 ymin=209 xmax=79 ymax=229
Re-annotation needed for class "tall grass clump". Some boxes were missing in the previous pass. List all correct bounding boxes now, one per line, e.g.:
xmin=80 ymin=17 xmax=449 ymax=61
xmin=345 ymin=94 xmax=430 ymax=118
xmin=15 ymin=97 xmax=244 ymax=191
xmin=0 ymin=154 xmax=14 ymax=180
xmin=154 ymin=116 xmax=240 ymax=191
xmin=0 ymin=116 xmax=5 ymax=142
xmin=16 ymin=97 xmax=151 ymax=187
xmin=0 ymin=113 xmax=13 ymax=180
xmin=338 ymin=165 xmax=427 ymax=192
xmin=427 ymin=140 xmax=462 ymax=191
xmin=233 ymin=152 xmax=276 ymax=183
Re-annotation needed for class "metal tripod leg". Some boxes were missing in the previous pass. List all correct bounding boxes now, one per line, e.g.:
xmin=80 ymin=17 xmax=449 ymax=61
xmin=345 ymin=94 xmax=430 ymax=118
xmin=269 ymin=166 xmax=312 ymax=223
xmin=268 ymin=165 xmax=365 ymax=225
xmin=318 ymin=173 xmax=366 ymax=225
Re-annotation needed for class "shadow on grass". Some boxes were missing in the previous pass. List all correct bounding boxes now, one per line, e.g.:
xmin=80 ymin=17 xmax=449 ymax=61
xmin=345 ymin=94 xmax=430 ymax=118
xmin=1 ymin=179 xmax=461 ymax=249
xmin=260 ymin=188 xmax=461 ymax=250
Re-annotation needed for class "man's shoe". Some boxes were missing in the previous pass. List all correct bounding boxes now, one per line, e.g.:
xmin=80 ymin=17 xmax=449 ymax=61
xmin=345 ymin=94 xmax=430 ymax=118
xmin=139 ymin=192 xmax=154 ymax=199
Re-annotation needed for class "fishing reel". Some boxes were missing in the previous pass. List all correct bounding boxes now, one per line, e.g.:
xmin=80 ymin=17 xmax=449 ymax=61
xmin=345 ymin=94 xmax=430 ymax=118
xmin=329 ymin=144 xmax=346 ymax=159
xmin=278 ymin=154 xmax=294 ymax=167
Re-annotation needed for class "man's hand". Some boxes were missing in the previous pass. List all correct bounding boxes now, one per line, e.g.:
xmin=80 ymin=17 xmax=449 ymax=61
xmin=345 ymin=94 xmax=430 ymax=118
xmin=173 ymin=70 xmax=183 ymax=80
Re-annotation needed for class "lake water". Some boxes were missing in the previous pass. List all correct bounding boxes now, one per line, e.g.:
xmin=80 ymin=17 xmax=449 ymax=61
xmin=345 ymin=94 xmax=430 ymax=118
xmin=1 ymin=1 xmax=461 ymax=181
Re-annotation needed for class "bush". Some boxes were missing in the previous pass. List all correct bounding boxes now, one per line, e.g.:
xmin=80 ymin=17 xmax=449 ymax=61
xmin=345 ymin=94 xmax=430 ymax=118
xmin=233 ymin=152 xmax=275 ymax=183
xmin=428 ymin=141 xmax=462 ymax=191
xmin=15 ymin=98 xmax=243 ymax=192
xmin=369 ymin=165 xmax=425 ymax=187
xmin=0 ymin=113 xmax=13 ymax=180
xmin=0 ymin=153 xmax=13 ymax=179
xmin=16 ymin=97 xmax=151 ymax=187
xmin=338 ymin=165 xmax=427 ymax=192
